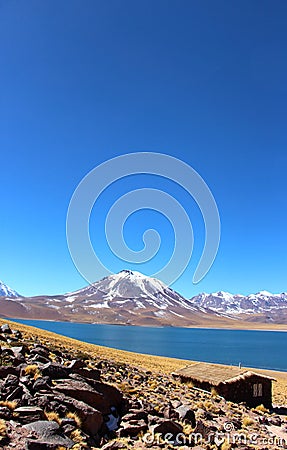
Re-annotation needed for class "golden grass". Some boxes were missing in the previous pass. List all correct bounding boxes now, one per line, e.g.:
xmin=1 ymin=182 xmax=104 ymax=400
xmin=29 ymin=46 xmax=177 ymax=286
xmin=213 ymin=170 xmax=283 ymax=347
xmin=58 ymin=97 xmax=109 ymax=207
xmin=0 ymin=400 xmax=17 ymax=411
xmin=0 ymin=419 xmax=7 ymax=438
xmin=242 ymin=416 xmax=256 ymax=427
xmin=45 ymin=411 xmax=62 ymax=424
xmin=1 ymin=318 xmax=287 ymax=405
xmin=66 ymin=411 xmax=82 ymax=428
xmin=24 ymin=364 xmax=41 ymax=379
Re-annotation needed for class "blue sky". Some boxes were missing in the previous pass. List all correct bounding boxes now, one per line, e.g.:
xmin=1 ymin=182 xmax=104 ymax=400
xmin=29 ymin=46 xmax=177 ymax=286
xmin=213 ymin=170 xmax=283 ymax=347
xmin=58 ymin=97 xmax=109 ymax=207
xmin=0 ymin=1 xmax=286 ymax=297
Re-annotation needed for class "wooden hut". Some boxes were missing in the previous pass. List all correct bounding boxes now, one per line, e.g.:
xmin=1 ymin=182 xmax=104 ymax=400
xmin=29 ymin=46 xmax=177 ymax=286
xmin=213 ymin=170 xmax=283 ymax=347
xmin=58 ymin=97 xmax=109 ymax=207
xmin=172 ymin=362 xmax=276 ymax=408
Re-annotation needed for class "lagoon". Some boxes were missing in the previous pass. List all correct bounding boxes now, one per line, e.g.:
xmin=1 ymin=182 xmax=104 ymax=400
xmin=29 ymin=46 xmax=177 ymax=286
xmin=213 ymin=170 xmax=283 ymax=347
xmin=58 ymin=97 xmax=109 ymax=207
xmin=10 ymin=319 xmax=287 ymax=372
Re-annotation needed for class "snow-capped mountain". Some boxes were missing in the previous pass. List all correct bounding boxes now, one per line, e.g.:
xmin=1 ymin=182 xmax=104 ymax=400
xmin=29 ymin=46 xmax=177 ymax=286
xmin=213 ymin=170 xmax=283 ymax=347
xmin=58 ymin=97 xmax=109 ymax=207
xmin=0 ymin=280 xmax=20 ymax=298
xmin=1 ymin=270 xmax=286 ymax=326
xmin=190 ymin=290 xmax=287 ymax=316
xmin=0 ymin=270 xmax=218 ymax=326
xmin=65 ymin=270 xmax=199 ymax=312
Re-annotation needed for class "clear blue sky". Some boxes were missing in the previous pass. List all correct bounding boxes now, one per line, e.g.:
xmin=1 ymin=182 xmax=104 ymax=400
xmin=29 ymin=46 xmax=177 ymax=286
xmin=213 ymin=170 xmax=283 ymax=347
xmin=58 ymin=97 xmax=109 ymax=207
xmin=0 ymin=1 xmax=286 ymax=297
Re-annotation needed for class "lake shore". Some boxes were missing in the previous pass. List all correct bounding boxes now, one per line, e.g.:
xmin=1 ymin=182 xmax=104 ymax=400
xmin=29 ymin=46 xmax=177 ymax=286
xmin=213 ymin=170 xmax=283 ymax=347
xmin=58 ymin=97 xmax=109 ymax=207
xmin=1 ymin=317 xmax=287 ymax=406
xmin=6 ymin=315 xmax=287 ymax=332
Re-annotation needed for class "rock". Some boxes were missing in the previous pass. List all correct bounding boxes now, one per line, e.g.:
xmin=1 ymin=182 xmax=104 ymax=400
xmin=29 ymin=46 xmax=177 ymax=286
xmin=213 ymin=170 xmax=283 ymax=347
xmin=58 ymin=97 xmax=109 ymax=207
xmin=54 ymin=394 xmax=103 ymax=435
xmin=11 ymin=345 xmax=28 ymax=356
xmin=175 ymin=405 xmax=196 ymax=427
xmin=102 ymin=441 xmax=129 ymax=449
xmin=33 ymin=377 xmax=52 ymax=392
xmin=0 ymin=406 xmax=12 ymax=419
xmin=193 ymin=419 xmax=215 ymax=439
xmin=68 ymin=359 xmax=86 ymax=370
xmin=14 ymin=406 xmax=46 ymax=424
xmin=4 ymin=373 xmax=19 ymax=388
xmin=30 ymin=354 xmax=51 ymax=364
xmin=41 ymin=362 xmax=69 ymax=379
xmin=0 ymin=366 xmax=20 ymax=377
xmin=24 ymin=420 xmax=74 ymax=448
xmin=71 ymin=367 xmax=101 ymax=380
xmin=54 ymin=378 xmax=110 ymax=413
xmin=61 ymin=417 xmax=77 ymax=426
xmin=6 ymin=385 xmax=23 ymax=401
xmin=12 ymin=329 xmax=22 ymax=339
xmin=151 ymin=419 xmax=183 ymax=437
xmin=25 ymin=441 xmax=60 ymax=449
xmin=122 ymin=409 xmax=148 ymax=422
xmin=118 ymin=419 xmax=148 ymax=437
xmin=31 ymin=345 xmax=50 ymax=356
xmin=1 ymin=323 xmax=12 ymax=334
xmin=87 ymin=380 xmax=124 ymax=412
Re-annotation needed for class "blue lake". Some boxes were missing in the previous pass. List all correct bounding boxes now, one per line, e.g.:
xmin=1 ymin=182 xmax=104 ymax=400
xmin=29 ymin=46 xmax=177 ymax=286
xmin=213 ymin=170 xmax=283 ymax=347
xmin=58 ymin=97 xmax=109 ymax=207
xmin=9 ymin=319 xmax=287 ymax=372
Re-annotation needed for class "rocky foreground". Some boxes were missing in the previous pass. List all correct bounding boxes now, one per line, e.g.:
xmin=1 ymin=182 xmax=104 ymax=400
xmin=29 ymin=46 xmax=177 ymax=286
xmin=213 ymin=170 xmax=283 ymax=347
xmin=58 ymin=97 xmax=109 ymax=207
xmin=0 ymin=323 xmax=286 ymax=449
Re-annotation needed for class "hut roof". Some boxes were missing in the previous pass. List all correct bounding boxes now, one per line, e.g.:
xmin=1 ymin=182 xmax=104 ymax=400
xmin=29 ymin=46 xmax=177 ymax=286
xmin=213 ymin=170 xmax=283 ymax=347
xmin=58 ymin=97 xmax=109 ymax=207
xmin=172 ymin=362 xmax=276 ymax=386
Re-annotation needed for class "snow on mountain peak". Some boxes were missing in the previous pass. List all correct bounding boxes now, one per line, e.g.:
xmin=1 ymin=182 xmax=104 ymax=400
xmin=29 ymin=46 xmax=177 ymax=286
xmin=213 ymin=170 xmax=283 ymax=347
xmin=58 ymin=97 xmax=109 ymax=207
xmin=0 ymin=280 xmax=20 ymax=298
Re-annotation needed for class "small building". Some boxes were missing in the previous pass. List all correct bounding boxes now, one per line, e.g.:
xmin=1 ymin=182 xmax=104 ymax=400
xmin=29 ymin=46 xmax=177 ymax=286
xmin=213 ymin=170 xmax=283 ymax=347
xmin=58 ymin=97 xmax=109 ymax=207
xmin=172 ymin=362 xmax=276 ymax=408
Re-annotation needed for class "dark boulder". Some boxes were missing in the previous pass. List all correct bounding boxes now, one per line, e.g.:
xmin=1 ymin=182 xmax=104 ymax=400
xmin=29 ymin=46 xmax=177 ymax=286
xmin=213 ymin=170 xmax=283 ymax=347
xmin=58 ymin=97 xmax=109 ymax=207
xmin=54 ymin=378 xmax=110 ymax=413
xmin=14 ymin=406 xmax=46 ymax=424
xmin=41 ymin=362 xmax=69 ymax=379
xmin=175 ymin=404 xmax=196 ymax=427
xmin=24 ymin=420 xmax=74 ymax=448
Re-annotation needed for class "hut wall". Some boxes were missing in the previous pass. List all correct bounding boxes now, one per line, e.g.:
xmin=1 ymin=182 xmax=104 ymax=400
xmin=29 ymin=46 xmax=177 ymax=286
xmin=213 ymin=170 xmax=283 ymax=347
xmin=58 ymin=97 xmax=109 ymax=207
xmin=217 ymin=375 xmax=272 ymax=408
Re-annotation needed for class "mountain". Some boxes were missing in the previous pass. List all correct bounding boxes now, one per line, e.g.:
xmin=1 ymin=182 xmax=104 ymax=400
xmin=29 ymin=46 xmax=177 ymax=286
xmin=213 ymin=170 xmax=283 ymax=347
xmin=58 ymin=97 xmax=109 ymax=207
xmin=0 ymin=270 xmax=230 ymax=327
xmin=0 ymin=280 xmax=20 ymax=298
xmin=0 ymin=271 xmax=286 ymax=327
xmin=189 ymin=290 xmax=287 ymax=323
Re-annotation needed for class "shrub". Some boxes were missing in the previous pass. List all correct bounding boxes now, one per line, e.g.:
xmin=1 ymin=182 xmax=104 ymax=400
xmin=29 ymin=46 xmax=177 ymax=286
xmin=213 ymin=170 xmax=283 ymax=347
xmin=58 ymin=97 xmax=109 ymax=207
xmin=242 ymin=416 xmax=255 ymax=427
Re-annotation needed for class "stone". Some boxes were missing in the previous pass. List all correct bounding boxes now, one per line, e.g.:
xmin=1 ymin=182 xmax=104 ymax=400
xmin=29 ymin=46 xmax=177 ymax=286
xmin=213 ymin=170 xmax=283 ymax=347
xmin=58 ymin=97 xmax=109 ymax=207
xmin=0 ymin=406 xmax=12 ymax=419
xmin=12 ymin=329 xmax=22 ymax=339
xmin=14 ymin=406 xmax=46 ymax=424
xmin=6 ymin=385 xmax=23 ymax=401
xmin=121 ymin=409 xmax=148 ymax=422
xmin=118 ymin=419 xmax=148 ymax=437
xmin=41 ymin=362 xmax=69 ymax=379
xmin=71 ymin=367 xmax=101 ymax=380
xmin=54 ymin=378 xmax=110 ymax=413
xmin=54 ymin=394 xmax=103 ymax=435
xmin=24 ymin=420 xmax=74 ymax=448
xmin=11 ymin=345 xmax=28 ymax=356
xmin=102 ymin=441 xmax=129 ymax=450
xmin=1 ymin=323 xmax=12 ymax=334
xmin=87 ymin=380 xmax=124 ymax=411
xmin=4 ymin=373 xmax=19 ymax=388
xmin=33 ymin=377 xmax=52 ymax=392
xmin=175 ymin=405 xmax=196 ymax=427
xmin=151 ymin=419 xmax=183 ymax=437
xmin=68 ymin=359 xmax=86 ymax=370
xmin=0 ymin=366 xmax=20 ymax=377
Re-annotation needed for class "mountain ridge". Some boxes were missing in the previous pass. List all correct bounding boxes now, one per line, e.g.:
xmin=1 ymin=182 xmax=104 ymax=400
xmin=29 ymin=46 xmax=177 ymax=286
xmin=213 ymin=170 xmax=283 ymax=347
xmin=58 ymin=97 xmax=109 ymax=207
xmin=0 ymin=271 xmax=286 ymax=326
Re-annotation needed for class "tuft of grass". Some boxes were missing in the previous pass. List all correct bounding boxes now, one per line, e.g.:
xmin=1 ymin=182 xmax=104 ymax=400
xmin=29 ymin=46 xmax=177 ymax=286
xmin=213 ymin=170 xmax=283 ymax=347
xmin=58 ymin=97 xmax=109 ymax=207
xmin=45 ymin=411 xmax=62 ymax=424
xmin=70 ymin=429 xmax=88 ymax=447
xmin=66 ymin=411 xmax=82 ymax=428
xmin=242 ymin=416 xmax=255 ymax=428
xmin=0 ymin=419 xmax=7 ymax=439
xmin=0 ymin=400 xmax=17 ymax=411
xmin=24 ymin=364 xmax=41 ymax=379
xmin=221 ymin=441 xmax=232 ymax=450
xmin=211 ymin=387 xmax=219 ymax=397
xmin=255 ymin=404 xmax=269 ymax=413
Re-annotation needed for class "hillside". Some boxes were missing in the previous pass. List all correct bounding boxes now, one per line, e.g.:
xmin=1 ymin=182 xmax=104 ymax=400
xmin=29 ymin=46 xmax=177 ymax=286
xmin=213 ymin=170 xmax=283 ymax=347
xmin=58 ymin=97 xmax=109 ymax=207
xmin=0 ymin=318 xmax=287 ymax=449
